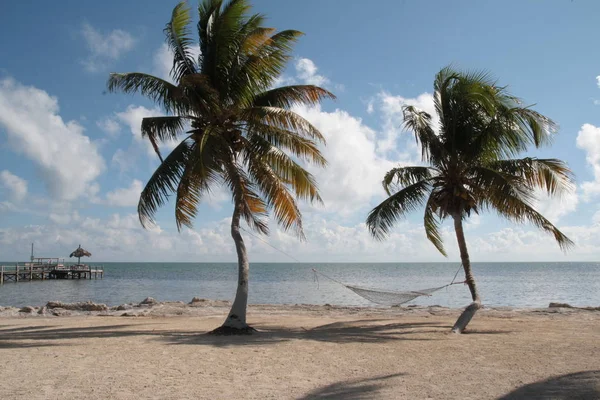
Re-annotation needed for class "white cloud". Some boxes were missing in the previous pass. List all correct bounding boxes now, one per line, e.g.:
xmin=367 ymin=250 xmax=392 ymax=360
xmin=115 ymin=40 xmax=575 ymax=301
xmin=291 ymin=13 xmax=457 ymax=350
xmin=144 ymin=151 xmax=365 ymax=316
xmin=81 ymin=23 xmax=136 ymax=72
xmin=295 ymin=58 xmax=329 ymax=87
xmin=0 ymin=78 xmax=105 ymax=200
xmin=292 ymin=104 xmax=395 ymax=216
xmin=596 ymin=76 xmax=600 ymax=88
xmin=111 ymin=148 xmax=136 ymax=173
xmin=105 ymin=180 xmax=143 ymax=207
xmin=48 ymin=211 xmax=79 ymax=225
xmin=116 ymin=105 xmax=161 ymax=142
xmin=576 ymin=123 xmax=600 ymax=200
xmin=153 ymin=43 xmax=174 ymax=81
xmin=273 ymin=74 xmax=297 ymax=88
xmin=0 ymin=170 xmax=28 ymax=202
xmin=96 ymin=117 xmax=121 ymax=137
xmin=532 ymin=187 xmax=578 ymax=222
xmin=366 ymin=99 xmax=375 ymax=114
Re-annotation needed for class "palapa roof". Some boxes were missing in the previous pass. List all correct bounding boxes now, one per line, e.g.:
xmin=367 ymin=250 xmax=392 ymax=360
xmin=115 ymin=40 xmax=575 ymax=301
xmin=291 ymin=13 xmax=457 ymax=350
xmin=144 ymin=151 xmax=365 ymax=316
xmin=70 ymin=246 xmax=92 ymax=258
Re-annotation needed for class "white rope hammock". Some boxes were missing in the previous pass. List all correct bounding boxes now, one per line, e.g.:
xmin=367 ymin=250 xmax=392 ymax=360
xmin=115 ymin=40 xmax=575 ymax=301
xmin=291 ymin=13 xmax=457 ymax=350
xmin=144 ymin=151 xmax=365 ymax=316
xmin=312 ymin=268 xmax=465 ymax=306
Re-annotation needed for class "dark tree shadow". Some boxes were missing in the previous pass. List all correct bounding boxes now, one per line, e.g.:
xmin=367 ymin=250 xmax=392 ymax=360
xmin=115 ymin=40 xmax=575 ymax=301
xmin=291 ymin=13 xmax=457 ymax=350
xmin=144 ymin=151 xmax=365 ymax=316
xmin=497 ymin=370 xmax=600 ymax=400
xmin=0 ymin=320 xmax=455 ymax=349
xmin=164 ymin=320 xmax=448 ymax=347
xmin=297 ymin=373 xmax=406 ymax=399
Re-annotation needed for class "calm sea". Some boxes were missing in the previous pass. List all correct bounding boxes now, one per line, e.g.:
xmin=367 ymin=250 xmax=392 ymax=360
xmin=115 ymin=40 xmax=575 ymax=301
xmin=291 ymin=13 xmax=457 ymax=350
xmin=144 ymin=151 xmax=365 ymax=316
xmin=0 ymin=262 xmax=598 ymax=308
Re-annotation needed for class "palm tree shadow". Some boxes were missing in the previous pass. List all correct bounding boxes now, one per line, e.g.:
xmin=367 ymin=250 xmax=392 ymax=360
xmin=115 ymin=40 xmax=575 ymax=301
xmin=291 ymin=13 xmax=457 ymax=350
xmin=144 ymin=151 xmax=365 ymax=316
xmin=0 ymin=324 xmax=163 ymax=349
xmin=0 ymin=319 xmax=513 ymax=349
xmin=497 ymin=370 xmax=600 ymax=399
xmin=165 ymin=320 xmax=449 ymax=347
xmin=297 ymin=373 xmax=406 ymax=399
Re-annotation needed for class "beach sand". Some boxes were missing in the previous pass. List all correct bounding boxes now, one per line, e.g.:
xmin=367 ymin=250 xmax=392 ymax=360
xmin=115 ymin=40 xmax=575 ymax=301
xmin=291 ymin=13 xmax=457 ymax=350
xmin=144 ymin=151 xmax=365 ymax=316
xmin=0 ymin=302 xmax=599 ymax=399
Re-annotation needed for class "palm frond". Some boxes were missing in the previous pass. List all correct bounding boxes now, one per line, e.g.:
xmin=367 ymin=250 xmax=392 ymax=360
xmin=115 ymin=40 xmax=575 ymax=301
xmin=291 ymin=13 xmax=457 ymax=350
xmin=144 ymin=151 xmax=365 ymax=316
xmin=174 ymin=132 xmax=225 ymax=230
xmin=223 ymin=161 xmax=269 ymax=235
xmin=253 ymin=85 xmax=335 ymax=109
xmin=138 ymin=139 xmax=193 ymax=228
xmin=511 ymin=107 xmax=557 ymax=148
xmin=482 ymin=189 xmax=574 ymax=251
xmin=164 ymin=1 xmax=198 ymax=82
xmin=383 ymin=166 xmax=437 ymax=196
xmin=489 ymin=158 xmax=574 ymax=196
xmin=247 ymin=123 xmax=327 ymax=166
xmin=251 ymin=141 xmax=323 ymax=204
xmin=366 ymin=180 xmax=432 ymax=240
xmin=229 ymin=30 xmax=304 ymax=105
xmin=107 ymin=73 xmax=184 ymax=114
xmin=424 ymin=194 xmax=447 ymax=256
xmin=177 ymin=73 xmax=220 ymax=115
xmin=246 ymin=149 xmax=305 ymax=239
xmin=402 ymin=105 xmax=445 ymax=164
xmin=141 ymin=116 xmax=188 ymax=161
xmin=244 ymin=106 xmax=326 ymax=142
xmin=468 ymin=165 xmax=535 ymax=205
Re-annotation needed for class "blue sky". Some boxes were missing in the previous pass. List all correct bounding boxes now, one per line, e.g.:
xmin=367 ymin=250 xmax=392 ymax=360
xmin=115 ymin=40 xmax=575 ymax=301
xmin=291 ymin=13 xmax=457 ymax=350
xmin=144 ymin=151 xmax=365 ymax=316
xmin=1 ymin=0 xmax=600 ymax=262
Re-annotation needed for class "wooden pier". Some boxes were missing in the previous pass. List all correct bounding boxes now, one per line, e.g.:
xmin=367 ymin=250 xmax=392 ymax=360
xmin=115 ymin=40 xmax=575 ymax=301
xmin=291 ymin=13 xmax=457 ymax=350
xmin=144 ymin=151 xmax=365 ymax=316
xmin=0 ymin=262 xmax=104 ymax=284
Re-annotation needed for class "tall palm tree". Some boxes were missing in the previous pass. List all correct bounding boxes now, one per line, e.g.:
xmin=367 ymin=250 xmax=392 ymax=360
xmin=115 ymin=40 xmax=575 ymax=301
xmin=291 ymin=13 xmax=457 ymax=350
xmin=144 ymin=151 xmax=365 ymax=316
xmin=107 ymin=0 xmax=333 ymax=334
xmin=366 ymin=67 xmax=574 ymax=333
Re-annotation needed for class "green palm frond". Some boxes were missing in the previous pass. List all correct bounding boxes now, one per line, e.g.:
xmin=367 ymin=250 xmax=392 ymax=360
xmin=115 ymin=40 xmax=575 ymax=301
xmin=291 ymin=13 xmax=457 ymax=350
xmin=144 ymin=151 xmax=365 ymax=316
xmin=483 ymin=189 xmax=574 ymax=251
xmin=246 ymin=150 xmax=305 ymax=239
xmin=141 ymin=116 xmax=188 ymax=161
xmin=402 ymin=105 xmax=445 ymax=164
xmin=138 ymin=139 xmax=194 ymax=228
xmin=165 ymin=2 xmax=198 ymax=82
xmin=366 ymin=180 xmax=432 ymax=240
xmin=489 ymin=158 xmax=574 ymax=196
xmin=223 ymin=162 xmax=269 ymax=235
xmin=253 ymin=85 xmax=336 ymax=109
xmin=383 ymin=166 xmax=437 ymax=196
xmin=230 ymin=30 xmax=304 ymax=104
xmin=244 ymin=106 xmax=326 ymax=142
xmin=424 ymin=195 xmax=447 ymax=256
xmin=247 ymin=124 xmax=327 ymax=166
xmin=258 ymin=146 xmax=323 ymax=204
xmin=107 ymin=73 xmax=184 ymax=114
xmin=175 ymin=133 xmax=225 ymax=230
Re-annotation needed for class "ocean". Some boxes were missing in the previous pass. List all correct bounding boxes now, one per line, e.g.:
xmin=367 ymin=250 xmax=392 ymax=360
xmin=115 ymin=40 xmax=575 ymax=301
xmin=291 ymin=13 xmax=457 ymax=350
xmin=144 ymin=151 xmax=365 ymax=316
xmin=0 ymin=262 xmax=599 ymax=308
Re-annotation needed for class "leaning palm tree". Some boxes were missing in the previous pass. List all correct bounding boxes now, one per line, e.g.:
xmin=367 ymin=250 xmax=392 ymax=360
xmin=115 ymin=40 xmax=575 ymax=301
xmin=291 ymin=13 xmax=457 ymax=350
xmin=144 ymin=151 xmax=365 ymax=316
xmin=366 ymin=66 xmax=574 ymax=333
xmin=108 ymin=0 xmax=333 ymax=334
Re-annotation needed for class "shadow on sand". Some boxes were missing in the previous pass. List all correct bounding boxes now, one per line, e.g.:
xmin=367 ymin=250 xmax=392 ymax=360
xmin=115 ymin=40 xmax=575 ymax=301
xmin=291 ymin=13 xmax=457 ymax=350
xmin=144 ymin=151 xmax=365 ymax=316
xmin=0 ymin=319 xmax=459 ymax=349
xmin=497 ymin=370 xmax=600 ymax=400
xmin=297 ymin=373 xmax=406 ymax=400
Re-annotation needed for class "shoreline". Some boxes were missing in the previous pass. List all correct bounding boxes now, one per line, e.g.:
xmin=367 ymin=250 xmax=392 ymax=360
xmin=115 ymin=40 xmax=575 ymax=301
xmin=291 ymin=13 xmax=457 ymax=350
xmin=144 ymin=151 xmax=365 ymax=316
xmin=2 ymin=297 xmax=599 ymax=319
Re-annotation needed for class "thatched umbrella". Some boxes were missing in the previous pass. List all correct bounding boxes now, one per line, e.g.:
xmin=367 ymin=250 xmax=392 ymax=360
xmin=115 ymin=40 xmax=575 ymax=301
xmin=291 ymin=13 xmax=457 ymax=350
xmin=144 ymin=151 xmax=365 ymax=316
xmin=70 ymin=245 xmax=91 ymax=265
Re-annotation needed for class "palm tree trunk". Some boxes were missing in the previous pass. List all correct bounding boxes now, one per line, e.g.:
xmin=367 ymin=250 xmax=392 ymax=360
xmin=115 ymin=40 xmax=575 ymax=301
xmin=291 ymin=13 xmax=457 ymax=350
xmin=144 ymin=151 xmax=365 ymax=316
xmin=211 ymin=202 xmax=255 ymax=334
xmin=451 ymin=215 xmax=481 ymax=334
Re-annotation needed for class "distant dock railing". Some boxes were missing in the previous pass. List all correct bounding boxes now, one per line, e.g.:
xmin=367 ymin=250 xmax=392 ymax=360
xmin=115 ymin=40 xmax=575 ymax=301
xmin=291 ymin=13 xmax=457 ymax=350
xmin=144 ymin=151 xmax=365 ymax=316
xmin=0 ymin=263 xmax=104 ymax=284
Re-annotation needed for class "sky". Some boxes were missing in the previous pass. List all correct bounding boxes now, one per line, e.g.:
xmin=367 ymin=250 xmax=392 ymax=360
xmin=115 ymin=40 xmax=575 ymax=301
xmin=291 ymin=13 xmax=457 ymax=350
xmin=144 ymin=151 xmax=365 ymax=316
xmin=1 ymin=0 xmax=600 ymax=262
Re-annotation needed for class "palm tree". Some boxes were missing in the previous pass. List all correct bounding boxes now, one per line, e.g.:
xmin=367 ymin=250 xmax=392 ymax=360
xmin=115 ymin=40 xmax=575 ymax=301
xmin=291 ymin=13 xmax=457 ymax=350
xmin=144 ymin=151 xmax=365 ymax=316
xmin=107 ymin=0 xmax=334 ymax=334
xmin=366 ymin=67 xmax=574 ymax=333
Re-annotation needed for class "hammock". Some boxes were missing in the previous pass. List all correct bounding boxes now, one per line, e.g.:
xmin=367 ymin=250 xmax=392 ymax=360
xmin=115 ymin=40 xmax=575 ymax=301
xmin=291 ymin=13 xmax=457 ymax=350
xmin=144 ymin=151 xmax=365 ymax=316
xmin=312 ymin=268 xmax=464 ymax=306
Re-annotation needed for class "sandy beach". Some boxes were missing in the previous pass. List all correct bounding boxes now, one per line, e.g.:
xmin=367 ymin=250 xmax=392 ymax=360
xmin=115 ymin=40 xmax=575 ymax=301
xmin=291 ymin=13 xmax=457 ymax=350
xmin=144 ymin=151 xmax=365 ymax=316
xmin=0 ymin=301 xmax=599 ymax=399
